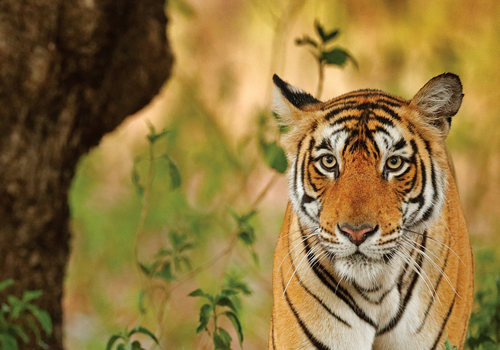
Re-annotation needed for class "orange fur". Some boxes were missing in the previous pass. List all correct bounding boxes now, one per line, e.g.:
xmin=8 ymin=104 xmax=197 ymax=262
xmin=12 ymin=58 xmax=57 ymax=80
xmin=269 ymin=74 xmax=473 ymax=350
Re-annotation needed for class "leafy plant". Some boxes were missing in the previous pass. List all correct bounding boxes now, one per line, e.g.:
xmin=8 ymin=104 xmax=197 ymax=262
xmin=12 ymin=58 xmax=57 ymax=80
xmin=131 ymin=123 xmax=181 ymax=197
xmin=296 ymin=20 xmax=358 ymax=98
xmin=106 ymin=326 xmax=159 ymax=350
xmin=139 ymin=230 xmax=194 ymax=283
xmin=189 ymin=276 xmax=251 ymax=350
xmin=0 ymin=279 xmax=52 ymax=349
xmin=257 ymin=110 xmax=288 ymax=175
xmin=227 ymin=208 xmax=259 ymax=266
xmin=466 ymin=275 xmax=500 ymax=349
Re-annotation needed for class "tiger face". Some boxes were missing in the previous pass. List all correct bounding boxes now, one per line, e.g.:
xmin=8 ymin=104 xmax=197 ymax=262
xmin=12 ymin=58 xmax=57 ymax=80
xmin=273 ymin=74 xmax=462 ymax=286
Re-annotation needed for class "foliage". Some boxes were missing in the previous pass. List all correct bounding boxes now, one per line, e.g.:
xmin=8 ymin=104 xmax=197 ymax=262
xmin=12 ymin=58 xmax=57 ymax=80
xmin=132 ymin=123 xmax=181 ymax=197
xmin=106 ymin=326 xmax=159 ymax=350
xmin=0 ymin=279 xmax=52 ymax=350
xmin=139 ymin=230 xmax=194 ymax=283
xmin=256 ymin=110 xmax=288 ymax=175
xmin=295 ymin=20 xmax=358 ymax=98
xmin=189 ymin=275 xmax=251 ymax=349
xmin=466 ymin=250 xmax=500 ymax=349
xmin=228 ymin=208 xmax=260 ymax=265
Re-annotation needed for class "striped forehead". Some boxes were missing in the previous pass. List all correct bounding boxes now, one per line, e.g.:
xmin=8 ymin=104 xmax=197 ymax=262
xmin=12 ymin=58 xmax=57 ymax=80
xmin=313 ymin=91 xmax=411 ymax=156
xmin=321 ymin=89 xmax=407 ymax=112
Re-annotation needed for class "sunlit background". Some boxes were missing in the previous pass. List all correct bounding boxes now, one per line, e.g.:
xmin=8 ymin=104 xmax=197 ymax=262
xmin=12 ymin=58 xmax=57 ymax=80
xmin=64 ymin=0 xmax=500 ymax=349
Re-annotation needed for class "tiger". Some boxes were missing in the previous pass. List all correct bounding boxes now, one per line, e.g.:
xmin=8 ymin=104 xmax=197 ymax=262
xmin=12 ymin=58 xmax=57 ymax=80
xmin=269 ymin=73 xmax=474 ymax=350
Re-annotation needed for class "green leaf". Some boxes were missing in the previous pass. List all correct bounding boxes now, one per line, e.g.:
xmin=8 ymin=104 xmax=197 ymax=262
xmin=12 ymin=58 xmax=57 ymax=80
xmin=179 ymin=256 xmax=193 ymax=271
xmin=22 ymin=290 xmax=42 ymax=303
xmin=131 ymin=340 xmax=143 ymax=350
xmin=129 ymin=326 xmax=159 ymax=344
xmin=179 ymin=243 xmax=195 ymax=254
xmin=25 ymin=304 xmax=52 ymax=335
xmin=117 ymin=344 xmax=125 ymax=350
xmin=106 ymin=334 xmax=123 ymax=350
xmin=225 ymin=280 xmax=251 ymax=296
xmin=321 ymin=48 xmax=358 ymax=69
xmin=238 ymin=220 xmax=256 ymax=246
xmin=294 ymin=35 xmax=318 ymax=47
xmin=24 ymin=315 xmax=46 ymax=348
xmin=240 ymin=211 xmax=257 ymax=222
xmin=137 ymin=290 xmax=146 ymax=314
xmin=215 ymin=297 xmax=237 ymax=313
xmin=9 ymin=324 xmax=29 ymax=343
xmin=225 ymin=311 xmax=243 ymax=344
xmin=238 ymin=230 xmax=255 ymax=246
xmin=154 ymin=248 xmax=172 ymax=258
xmin=154 ymin=263 xmax=176 ymax=281
xmin=218 ymin=328 xmax=232 ymax=344
xmin=322 ymin=48 xmax=348 ymax=65
xmin=213 ymin=328 xmax=232 ymax=350
xmin=315 ymin=20 xmax=326 ymax=41
xmin=188 ymin=288 xmax=207 ymax=298
xmin=168 ymin=231 xmax=186 ymax=248
xmin=7 ymin=296 xmax=23 ymax=319
xmin=261 ymin=141 xmax=288 ymax=173
xmin=146 ymin=121 xmax=170 ymax=144
xmin=163 ymin=155 xmax=182 ymax=189
xmin=0 ymin=279 xmax=14 ymax=291
xmin=252 ymin=250 xmax=260 ymax=267
xmin=138 ymin=261 xmax=159 ymax=277
xmin=0 ymin=334 xmax=18 ymax=350
xmin=131 ymin=165 xmax=144 ymax=196
xmin=196 ymin=304 xmax=213 ymax=334
xmin=226 ymin=207 xmax=240 ymax=223
xmin=324 ymin=29 xmax=340 ymax=42
xmin=219 ymin=289 xmax=238 ymax=297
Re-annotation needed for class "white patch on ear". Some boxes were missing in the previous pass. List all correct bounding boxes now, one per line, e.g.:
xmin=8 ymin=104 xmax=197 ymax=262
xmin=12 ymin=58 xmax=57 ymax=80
xmin=271 ymin=74 xmax=321 ymax=127
xmin=413 ymin=82 xmax=454 ymax=115
xmin=287 ymin=85 xmax=308 ymax=95
xmin=272 ymin=85 xmax=293 ymax=122
xmin=411 ymin=73 xmax=463 ymax=116
xmin=410 ymin=73 xmax=463 ymax=136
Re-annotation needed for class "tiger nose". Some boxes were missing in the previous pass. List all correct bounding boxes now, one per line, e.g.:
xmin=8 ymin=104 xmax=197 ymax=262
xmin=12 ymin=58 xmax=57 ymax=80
xmin=338 ymin=223 xmax=378 ymax=246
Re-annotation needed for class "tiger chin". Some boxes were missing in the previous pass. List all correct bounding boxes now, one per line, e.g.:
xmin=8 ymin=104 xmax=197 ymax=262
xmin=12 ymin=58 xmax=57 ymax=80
xmin=269 ymin=74 xmax=474 ymax=350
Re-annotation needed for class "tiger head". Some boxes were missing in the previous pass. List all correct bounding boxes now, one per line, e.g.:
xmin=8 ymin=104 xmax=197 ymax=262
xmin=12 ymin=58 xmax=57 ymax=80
xmin=273 ymin=74 xmax=463 ymax=284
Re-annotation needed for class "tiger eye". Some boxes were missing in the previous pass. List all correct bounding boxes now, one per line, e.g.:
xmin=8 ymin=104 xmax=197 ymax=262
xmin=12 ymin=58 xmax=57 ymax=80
xmin=386 ymin=156 xmax=403 ymax=170
xmin=320 ymin=155 xmax=337 ymax=171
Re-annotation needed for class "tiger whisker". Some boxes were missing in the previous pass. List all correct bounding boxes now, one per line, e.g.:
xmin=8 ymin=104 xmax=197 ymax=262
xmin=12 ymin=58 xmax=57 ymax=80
xmin=282 ymin=239 xmax=321 ymax=297
xmin=400 ymin=238 xmax=461 ymax=300
xmin=274 ymin=226 xmax=318 ymax=243
xmin=401 ymin=227 xmax=465 ymax=267
xmin=276 ymin=229 xmax=319 ymax=280
xmin=394 ymin=249 xmax=442 ymax=306
xmin=335 ymin=272 xmax=346 ymax=295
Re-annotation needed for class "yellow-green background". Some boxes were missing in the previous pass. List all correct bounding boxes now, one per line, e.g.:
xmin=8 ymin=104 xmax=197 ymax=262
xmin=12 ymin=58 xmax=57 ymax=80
xmin=65 ymin=0 xmax=500 ymax=349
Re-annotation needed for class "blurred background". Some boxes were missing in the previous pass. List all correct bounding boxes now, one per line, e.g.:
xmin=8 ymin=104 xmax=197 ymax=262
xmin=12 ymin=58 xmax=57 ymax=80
xmin=64 ymin=0 xmax=500 ymax=349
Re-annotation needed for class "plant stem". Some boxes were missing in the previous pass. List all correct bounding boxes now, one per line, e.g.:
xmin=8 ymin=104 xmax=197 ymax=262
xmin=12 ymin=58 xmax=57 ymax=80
xmin=135 ymin=140 xmax=155 ymax=262
xmin=316 ymin=59 xmax=325 ymax=99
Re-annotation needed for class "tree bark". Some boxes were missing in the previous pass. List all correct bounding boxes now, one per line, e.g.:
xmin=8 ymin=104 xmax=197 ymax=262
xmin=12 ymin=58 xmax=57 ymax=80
xmin=0 ymin=0 xmax=173 ymax=348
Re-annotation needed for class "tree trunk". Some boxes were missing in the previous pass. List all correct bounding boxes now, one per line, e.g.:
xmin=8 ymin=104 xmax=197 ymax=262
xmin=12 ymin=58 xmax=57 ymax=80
xmin=0 ymin=1 xmax=173 ymax=348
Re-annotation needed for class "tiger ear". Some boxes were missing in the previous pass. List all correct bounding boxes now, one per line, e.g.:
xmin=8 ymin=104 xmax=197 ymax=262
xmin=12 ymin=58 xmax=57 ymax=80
xmin=272 ymin=74 xmax=321 ymax=126
xmin=410 ymin=73 xmax=463 ymax=137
